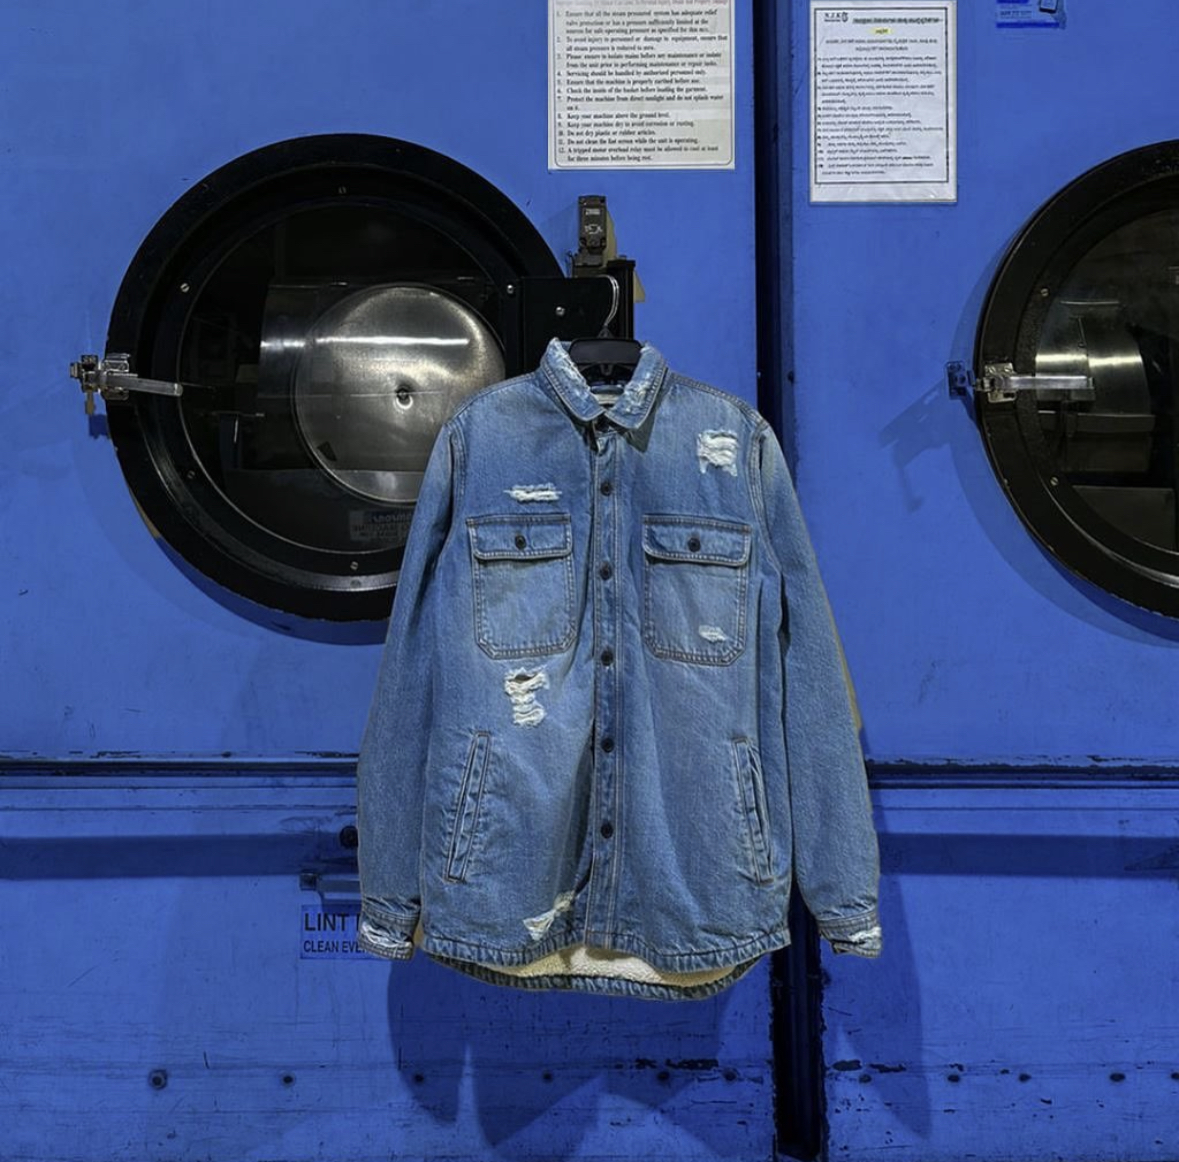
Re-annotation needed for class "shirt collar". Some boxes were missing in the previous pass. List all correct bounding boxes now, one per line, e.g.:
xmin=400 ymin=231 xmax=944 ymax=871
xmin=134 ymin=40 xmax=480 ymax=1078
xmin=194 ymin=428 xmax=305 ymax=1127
xmin=539 ymin=337 xmax=668 ymax=431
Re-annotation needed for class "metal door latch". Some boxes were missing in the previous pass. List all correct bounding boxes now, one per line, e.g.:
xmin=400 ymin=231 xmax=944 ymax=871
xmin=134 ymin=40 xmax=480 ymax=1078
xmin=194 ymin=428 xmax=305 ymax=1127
xmin=70 ymin=352 xmax=184 ymax=415
xmin=946 ymin=360 xmax=1093 ymax=403
xmin=300 ymin=870 xmax=361 ymax=897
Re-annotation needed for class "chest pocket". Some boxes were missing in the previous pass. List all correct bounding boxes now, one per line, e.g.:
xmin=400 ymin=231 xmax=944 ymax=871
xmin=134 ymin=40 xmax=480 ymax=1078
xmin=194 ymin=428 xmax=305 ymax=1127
xmin=642 ymin=515 xmax=751 ymax=665
xmin=468 ymin=514 xmax=576 ymax=659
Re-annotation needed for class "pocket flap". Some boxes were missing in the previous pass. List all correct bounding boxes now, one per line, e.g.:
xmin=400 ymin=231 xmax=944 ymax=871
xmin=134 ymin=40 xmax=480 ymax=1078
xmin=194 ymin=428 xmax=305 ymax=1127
xmin=642 ymin=516 xmax=751 ymax=566
xmin=469 ymin=514 xmax=573 ymax=560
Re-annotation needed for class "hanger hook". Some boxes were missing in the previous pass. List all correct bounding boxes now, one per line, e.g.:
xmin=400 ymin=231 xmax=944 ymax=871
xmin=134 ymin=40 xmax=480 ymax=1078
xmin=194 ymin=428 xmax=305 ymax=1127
xmin=597 ymin=275 xmax=621 ymax=337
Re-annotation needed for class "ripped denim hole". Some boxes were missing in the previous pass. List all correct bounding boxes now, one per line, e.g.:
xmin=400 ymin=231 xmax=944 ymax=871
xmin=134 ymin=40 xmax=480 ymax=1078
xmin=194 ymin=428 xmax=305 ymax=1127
xmin=504 ymin=667 xmax=549 ymax=727
xmin=522 ymin=891 xmax=575 ymax=940
xmin=505 ymin=483 xmax=561 ymax=502
xmin=697 ymin=430 xmax=740 ymax=476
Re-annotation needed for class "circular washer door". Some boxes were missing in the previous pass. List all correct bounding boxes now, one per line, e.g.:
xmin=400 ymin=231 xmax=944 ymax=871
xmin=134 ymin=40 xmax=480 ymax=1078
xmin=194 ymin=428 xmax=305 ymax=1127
xmin=976 ymin=139 xmax=1179 ymax=617
xmin=106 ymin=134 xmax=560 ymax=621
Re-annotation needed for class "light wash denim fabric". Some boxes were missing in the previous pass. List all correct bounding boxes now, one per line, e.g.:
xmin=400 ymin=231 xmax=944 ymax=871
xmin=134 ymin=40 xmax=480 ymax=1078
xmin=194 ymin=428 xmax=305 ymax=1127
xmin=356 ymin=339 xmax=880 ymax=1000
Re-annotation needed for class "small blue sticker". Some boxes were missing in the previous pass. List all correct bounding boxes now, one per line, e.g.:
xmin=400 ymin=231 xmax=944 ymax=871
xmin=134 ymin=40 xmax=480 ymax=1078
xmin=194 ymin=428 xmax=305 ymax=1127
xmin=300 ymin=901 xmax=368 ymax=959
xmin=997 ymin=0 xmax=1065 ymax=29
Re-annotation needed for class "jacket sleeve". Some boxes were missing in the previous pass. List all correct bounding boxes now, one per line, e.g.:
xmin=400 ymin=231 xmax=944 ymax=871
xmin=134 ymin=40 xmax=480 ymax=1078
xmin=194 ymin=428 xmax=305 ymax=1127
xmin=355 ymin=423 xmax=460 ymax=961
xmin=755 ymin=423 xmax=882 ymax=958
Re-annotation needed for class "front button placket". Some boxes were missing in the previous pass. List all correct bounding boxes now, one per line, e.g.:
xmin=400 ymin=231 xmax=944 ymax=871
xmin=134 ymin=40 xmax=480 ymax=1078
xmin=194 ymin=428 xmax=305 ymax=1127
xmin=587 ymin=415 xmax=621 ymax=942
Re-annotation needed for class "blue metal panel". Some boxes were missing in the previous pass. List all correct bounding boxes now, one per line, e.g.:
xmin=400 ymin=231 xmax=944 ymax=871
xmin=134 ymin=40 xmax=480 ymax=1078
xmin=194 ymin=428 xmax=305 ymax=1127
xmin=0 ymin=772 xmax=774 ymax=1161
xmin=827 ymin=775 xmax=1179 ymax=1161
xmin=786 ymin=0 xmax=1179 ymax=764
xmin=1 ymin=0 xmax=756 ymax=759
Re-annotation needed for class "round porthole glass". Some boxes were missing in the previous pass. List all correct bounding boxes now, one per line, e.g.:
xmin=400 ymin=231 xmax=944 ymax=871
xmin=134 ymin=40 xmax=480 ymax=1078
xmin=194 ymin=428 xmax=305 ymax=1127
xmin=975 ymin=140 xmax=1179 ymax=617
xmin=103 ymin=135 xmax=561 ymax=621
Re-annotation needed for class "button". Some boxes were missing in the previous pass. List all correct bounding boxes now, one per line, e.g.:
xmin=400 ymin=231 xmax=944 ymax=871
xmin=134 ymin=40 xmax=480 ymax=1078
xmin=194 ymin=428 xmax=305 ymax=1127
xmin=514 ymin=533 xmax=527 ymax=549
xmin=600 ymin=821 xmax=614 ymax=839
xmin=600 ymin=481 xmax=613 ymax=496
xmin=687 ymin=535 xmax=701 ymax=552
xmin=599 ymin=562 xmax=613 ymax=580
xmin=600 ymin=648 xmax=614 ymax=666
xmin=601 ymin=737 xmax=615 ymax=753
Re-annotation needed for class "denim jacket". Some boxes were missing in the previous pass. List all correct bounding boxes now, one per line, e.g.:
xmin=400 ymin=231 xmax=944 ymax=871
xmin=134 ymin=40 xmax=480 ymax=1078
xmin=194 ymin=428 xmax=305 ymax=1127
xmin=356 ymin=339 xmax=881 ymax=1000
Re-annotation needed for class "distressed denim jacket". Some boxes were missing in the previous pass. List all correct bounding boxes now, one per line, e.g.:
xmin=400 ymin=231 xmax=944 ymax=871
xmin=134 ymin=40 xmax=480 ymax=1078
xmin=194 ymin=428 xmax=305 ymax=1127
xmin=356 ymin=340 xmax=881 ymax=1000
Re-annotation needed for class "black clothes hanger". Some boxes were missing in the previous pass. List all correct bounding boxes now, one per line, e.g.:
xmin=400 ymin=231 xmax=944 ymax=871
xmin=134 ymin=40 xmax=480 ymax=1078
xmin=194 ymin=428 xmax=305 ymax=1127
xmin=567 ymin=337 xmax=643 ymax=385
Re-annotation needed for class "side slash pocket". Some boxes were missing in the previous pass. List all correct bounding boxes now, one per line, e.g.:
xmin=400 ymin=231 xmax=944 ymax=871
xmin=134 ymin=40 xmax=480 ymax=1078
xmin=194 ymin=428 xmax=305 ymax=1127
xmin=731 ymin=737 xmax=774 ymax=885
xmin=444 ymin=731 xmax=493 ymax=884
xmin=469 ymin=513 xmax=575 ymax=659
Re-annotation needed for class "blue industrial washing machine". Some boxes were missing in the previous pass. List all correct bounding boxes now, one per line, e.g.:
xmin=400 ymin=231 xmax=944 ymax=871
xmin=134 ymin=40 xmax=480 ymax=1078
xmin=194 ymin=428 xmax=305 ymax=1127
xmin=1 ymin=4 xmax=779 ymax=1162
xmin=780 ymin=3 xmax=1179 ymax=1159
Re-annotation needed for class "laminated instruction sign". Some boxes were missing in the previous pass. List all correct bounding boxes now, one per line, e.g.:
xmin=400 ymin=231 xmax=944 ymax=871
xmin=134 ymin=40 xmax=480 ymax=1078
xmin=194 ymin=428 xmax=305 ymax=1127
xmin=549 ymin=0 xmax=735 ymax=169
xmin=810 ymin=2 xmax=957 ymax=202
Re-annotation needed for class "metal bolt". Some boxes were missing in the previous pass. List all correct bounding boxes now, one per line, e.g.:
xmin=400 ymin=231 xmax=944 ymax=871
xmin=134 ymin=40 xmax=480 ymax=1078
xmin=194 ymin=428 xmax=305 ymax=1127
xmin=349 ymin=560 xmax=359 ymax=572
xmin=338 ymin=825 xmax=359 ymax=849
xmin=149 ymin=1069 xmax=168 ymax=1090
xmin=555 ymin=306 xmax=566 ymax=317
xmin=282 ymin=1073 xmax=295 ymax=1086
xmin=179 ymin=283 xmax=190 ymax=294
xmin=1039 ymin=287 xmax=1050 ymax=298
xmin=338 ymin=186 xmax=347 ymax=195
xmin=506 ymin=284 xmax=516 ymax=296
xmin=1049 ymin=476 xmax=1059 ymax=486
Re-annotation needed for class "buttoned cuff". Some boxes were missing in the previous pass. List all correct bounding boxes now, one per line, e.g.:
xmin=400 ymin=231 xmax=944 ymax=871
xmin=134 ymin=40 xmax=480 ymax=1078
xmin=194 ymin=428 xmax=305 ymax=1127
xmin=357 ymin=903 xmax=418 ymax=962
xmin=818 ymin=909 xmax=882 ymax=959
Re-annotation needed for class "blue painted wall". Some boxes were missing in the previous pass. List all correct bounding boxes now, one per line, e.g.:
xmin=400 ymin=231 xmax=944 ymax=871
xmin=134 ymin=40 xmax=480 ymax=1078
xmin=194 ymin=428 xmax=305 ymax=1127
xmin=0 ymin=2 xmax=777 ymax=1160
xmin=780 ymin=1 xmax=1179 ymax=1157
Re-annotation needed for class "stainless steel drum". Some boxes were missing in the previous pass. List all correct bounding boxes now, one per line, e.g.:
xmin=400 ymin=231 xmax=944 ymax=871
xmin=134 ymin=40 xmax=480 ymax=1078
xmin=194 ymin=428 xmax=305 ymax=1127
xmin=291 ymin=284 xmax=505 ymax=505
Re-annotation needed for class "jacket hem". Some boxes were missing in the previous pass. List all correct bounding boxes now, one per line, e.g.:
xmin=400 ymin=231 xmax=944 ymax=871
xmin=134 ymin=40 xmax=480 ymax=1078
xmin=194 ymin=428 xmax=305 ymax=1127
xmin=418 ymin=923 xmax=791 ymax=975
xmin=430 ymin=951 xmax=763 ymax=1001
